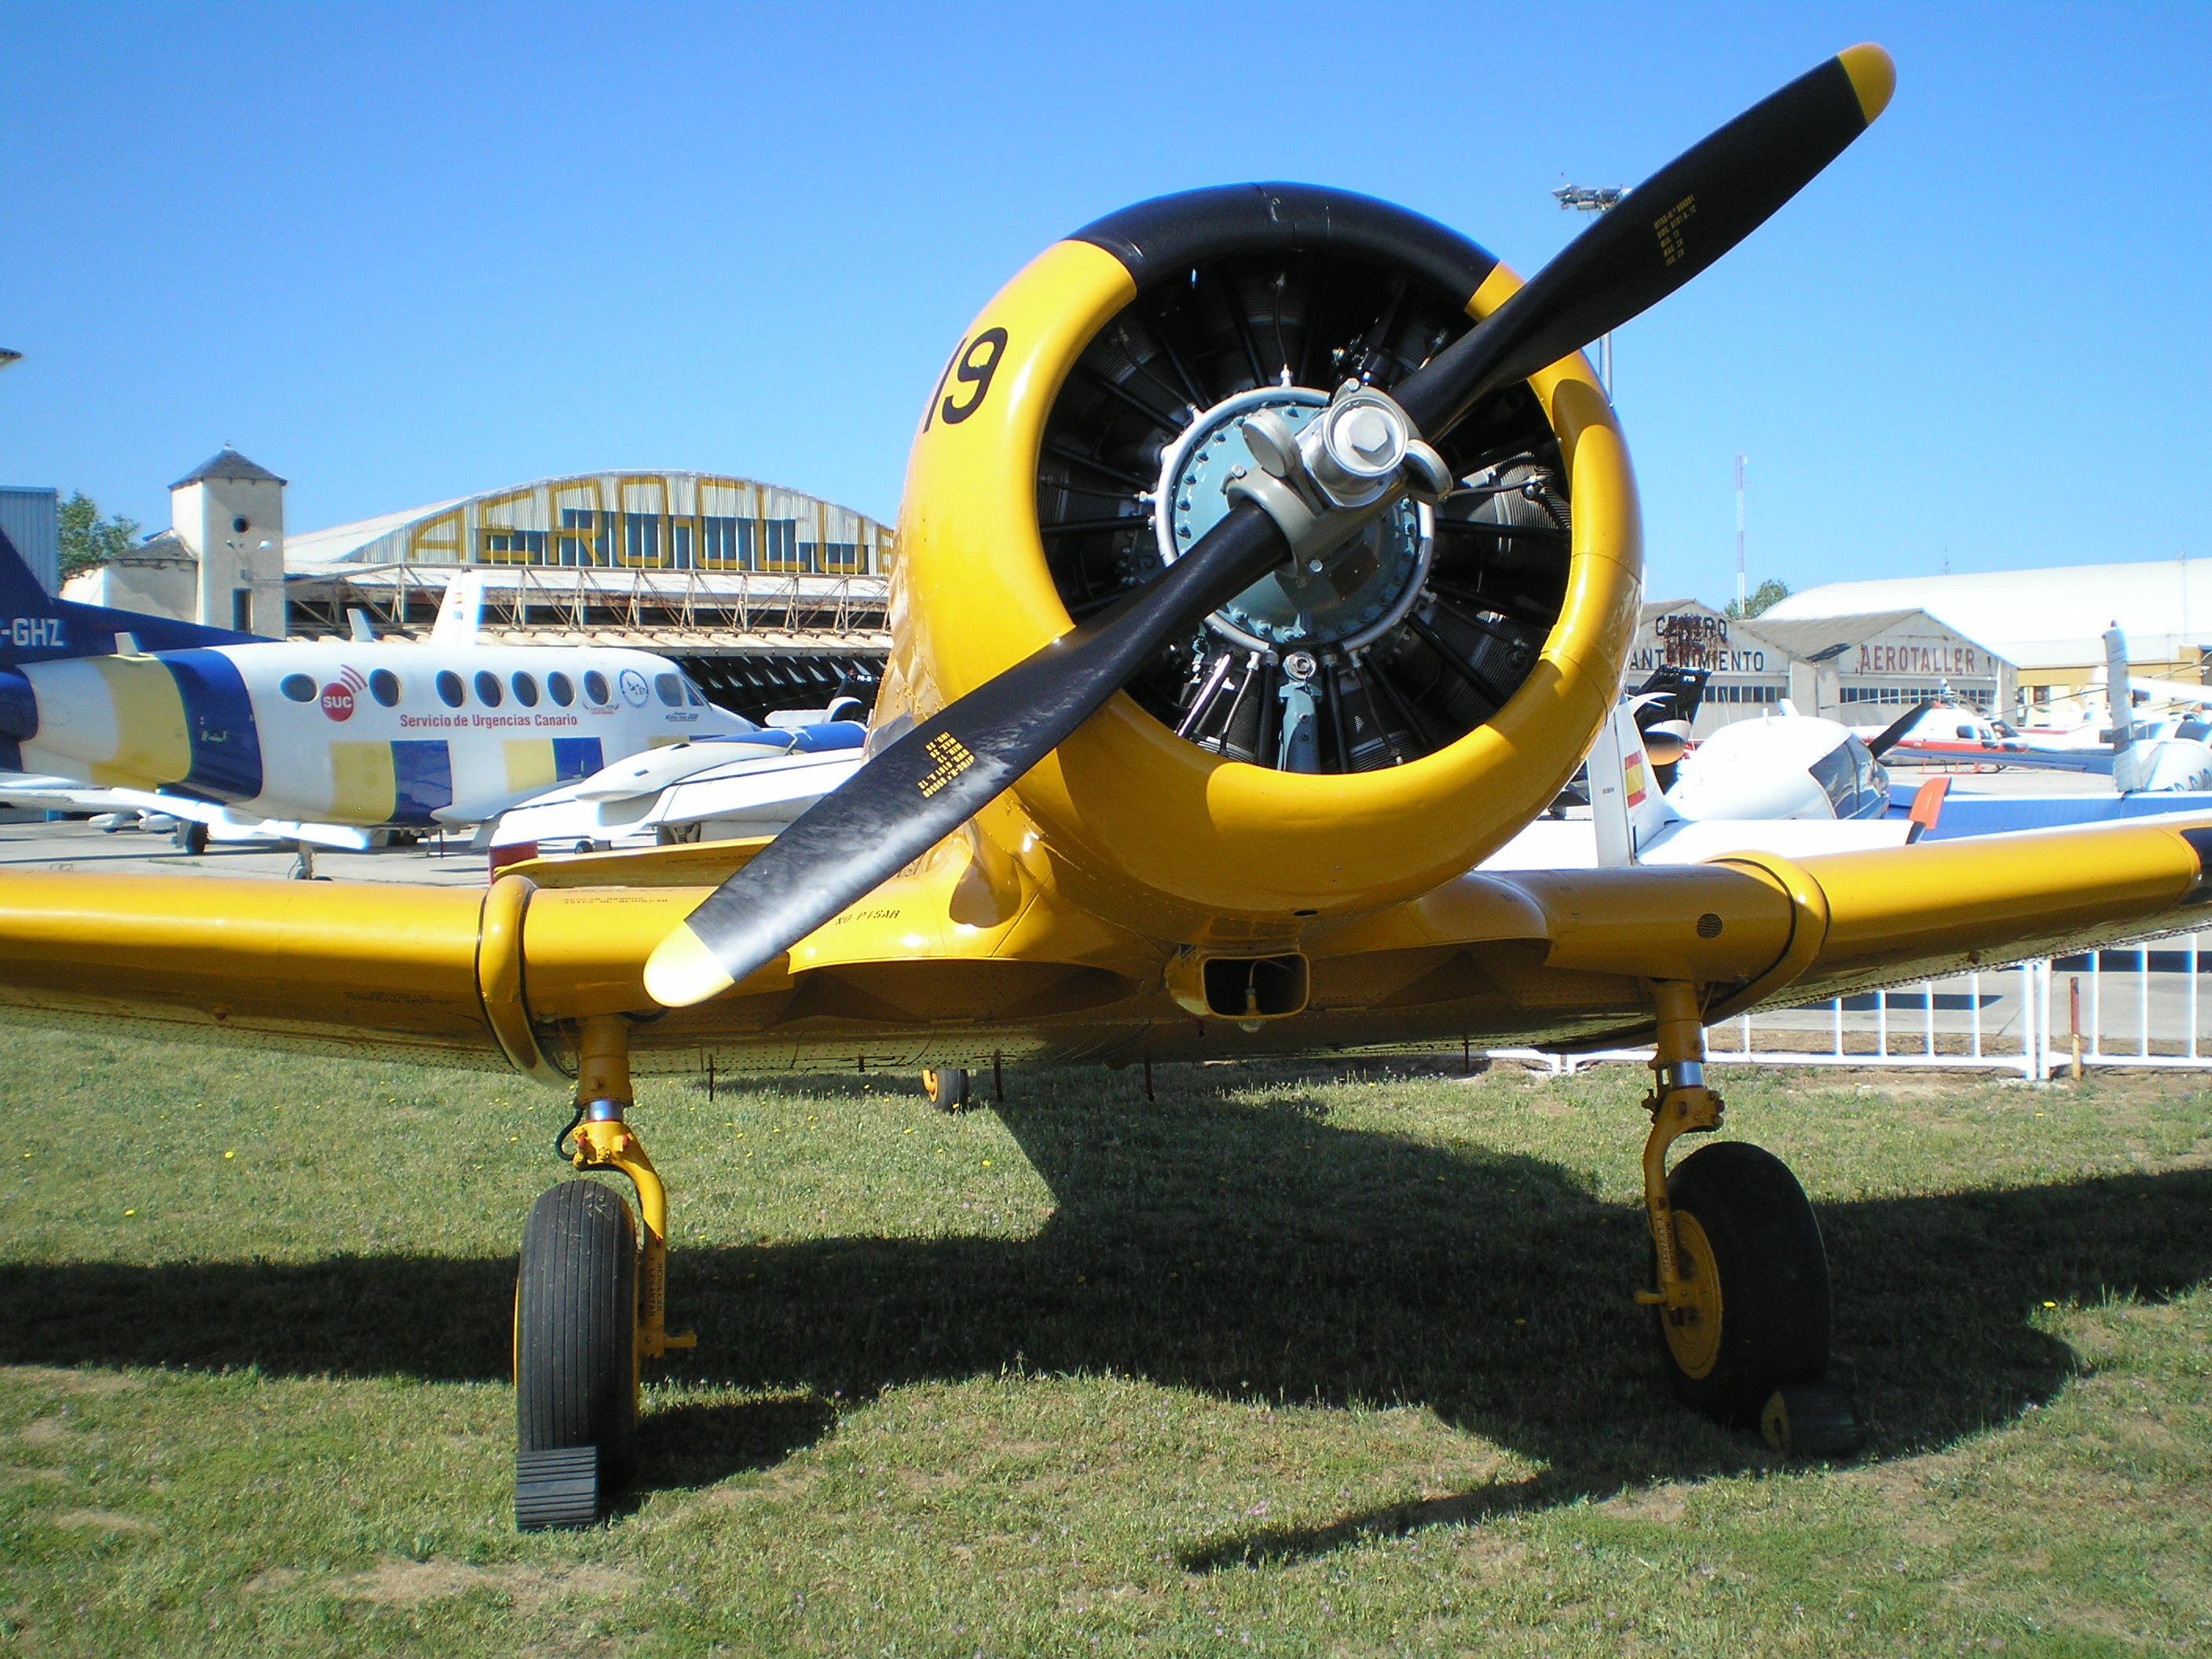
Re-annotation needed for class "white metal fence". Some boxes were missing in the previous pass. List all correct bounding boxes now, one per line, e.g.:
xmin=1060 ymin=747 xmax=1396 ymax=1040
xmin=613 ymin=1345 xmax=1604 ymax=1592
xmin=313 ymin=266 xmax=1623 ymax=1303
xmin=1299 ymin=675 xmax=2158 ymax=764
xmin=1493 ymin=929 xmax=2212 ymax=1081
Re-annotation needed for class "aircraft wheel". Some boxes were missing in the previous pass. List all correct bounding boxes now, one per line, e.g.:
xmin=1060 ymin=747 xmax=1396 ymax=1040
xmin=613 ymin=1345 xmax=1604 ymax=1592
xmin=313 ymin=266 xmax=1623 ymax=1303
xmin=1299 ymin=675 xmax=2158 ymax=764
xmin=1652 ymin=1141 xmax=1830 ymax=1426
xmin=174 ymin=820 xmax=208 ymax=855
xmin=1760 ymin=1379 xmax=1860 ymax=1459
xmin=922 ymin=1068 xmax=972 ymax=1111
xmin=514 ymin=1181 xmax=639 ymax=1529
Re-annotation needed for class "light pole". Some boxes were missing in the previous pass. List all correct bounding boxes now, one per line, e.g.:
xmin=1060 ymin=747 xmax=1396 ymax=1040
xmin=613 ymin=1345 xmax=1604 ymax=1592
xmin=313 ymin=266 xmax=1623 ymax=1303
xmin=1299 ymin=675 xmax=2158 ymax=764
xmin=1552 ymin=185 xmax=1624 ymax=397
xmin=1735 ymin=451 xmax=1747 ymax=615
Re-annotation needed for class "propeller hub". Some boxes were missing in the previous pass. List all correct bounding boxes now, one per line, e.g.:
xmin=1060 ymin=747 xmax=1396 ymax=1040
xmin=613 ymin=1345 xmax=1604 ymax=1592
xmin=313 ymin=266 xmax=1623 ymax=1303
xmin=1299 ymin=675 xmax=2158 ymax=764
xmin=1312 ymin=391 xmax=1416 ymax=499
xmin=1155 ymin=386 xmax=1432 ymax=654
xmin=1335 ymin=405 xmax=1396 ymax=467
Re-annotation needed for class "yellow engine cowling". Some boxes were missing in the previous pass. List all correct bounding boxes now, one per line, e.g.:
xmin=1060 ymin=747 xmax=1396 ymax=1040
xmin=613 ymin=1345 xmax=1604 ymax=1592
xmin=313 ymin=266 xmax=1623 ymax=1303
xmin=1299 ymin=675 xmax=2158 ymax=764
xmin=879 ymin=185 xmax=1642 ymax=939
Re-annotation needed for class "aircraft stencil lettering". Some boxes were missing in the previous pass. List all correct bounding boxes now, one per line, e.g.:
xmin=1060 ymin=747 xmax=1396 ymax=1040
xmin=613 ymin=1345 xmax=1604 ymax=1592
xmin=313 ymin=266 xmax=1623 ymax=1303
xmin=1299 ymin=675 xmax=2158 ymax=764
xmin=916 ymin=732 xmax=975 ymax=797
xmin=7 ymin=618 xmax=64 ymax=650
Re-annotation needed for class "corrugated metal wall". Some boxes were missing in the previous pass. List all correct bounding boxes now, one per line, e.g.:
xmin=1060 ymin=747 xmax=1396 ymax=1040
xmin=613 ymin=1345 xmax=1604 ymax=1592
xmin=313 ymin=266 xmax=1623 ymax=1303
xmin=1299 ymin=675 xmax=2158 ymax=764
xmin=0 ymin=488 xmax=60 ymax=595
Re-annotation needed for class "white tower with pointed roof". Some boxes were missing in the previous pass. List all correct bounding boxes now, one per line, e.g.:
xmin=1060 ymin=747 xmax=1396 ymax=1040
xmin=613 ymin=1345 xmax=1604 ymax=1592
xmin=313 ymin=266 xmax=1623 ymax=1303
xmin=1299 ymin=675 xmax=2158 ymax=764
xmin=170 ymin=448 xmax=285 ymax=632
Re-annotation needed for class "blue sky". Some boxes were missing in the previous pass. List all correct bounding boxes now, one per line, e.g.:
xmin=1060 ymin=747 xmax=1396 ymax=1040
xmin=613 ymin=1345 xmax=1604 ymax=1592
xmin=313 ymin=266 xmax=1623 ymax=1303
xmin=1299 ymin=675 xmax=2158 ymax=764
xmin=2 ymin=2 xmax=2206 ymax=606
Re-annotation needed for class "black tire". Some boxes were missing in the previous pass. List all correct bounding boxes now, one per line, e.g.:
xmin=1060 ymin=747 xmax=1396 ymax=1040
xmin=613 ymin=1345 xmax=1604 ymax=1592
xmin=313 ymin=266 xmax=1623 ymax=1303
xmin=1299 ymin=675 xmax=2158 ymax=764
xmin=174 ymin=820 xmax=208 ymax=855
xmin=515 ymin=1181 xmax=638 ymax=1528
xmin=922 ymin=1067 xmax=972 ymax=1111
xmin=1653 ymin=1141 xmax=1829 ymax=1424
xmin=1760 ymin=1380 xmax=1860 ymax=1459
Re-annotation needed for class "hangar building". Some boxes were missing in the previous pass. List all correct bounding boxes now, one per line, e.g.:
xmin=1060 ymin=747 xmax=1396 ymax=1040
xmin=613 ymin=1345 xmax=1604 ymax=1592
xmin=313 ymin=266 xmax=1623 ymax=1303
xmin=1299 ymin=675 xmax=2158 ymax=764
xmin=1763 ymin=560 xmax=2208 ymax=706
xmin=282 ymin=469 xmax=893 ymax=720
xmin=1635 ymin=599 xmax=2013 ymax=734
xmin=66 ymin=455 xmax=893 ymax=723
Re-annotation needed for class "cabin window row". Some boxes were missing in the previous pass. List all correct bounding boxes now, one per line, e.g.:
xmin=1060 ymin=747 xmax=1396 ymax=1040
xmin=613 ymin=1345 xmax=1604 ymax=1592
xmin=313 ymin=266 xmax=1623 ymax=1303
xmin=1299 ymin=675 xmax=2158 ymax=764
xmin=280 ymin=668 xmax=606 ymax=710
xmin=276 ymin=668 xmax=709 ymax=712
xmin=279 ymin=669 xmax=406 ymax=707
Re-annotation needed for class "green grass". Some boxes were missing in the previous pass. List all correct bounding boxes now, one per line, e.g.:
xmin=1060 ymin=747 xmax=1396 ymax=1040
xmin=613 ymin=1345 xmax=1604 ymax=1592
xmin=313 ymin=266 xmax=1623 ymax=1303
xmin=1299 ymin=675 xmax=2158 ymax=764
xmin=1 ymin=1027 xmax=2208 ymax=1656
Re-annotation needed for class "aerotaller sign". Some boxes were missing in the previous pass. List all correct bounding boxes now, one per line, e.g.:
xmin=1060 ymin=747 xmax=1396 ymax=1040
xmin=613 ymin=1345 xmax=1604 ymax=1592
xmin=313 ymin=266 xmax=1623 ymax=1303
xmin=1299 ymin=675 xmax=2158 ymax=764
xmin=1856 ymin=643 xmax=1981 ymax=676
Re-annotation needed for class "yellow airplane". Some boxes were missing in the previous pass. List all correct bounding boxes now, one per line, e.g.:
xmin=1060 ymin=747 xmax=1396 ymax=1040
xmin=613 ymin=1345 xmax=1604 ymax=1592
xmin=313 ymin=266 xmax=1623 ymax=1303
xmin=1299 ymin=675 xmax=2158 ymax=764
xmin=2 ymin=46 xmax=2204 ymax=1529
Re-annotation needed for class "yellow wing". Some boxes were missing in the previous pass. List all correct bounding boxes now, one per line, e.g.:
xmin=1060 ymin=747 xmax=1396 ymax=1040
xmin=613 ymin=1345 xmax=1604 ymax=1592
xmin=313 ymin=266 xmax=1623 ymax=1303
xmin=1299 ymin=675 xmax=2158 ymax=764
xmin=0 ymin=819 xmax=2203 ymax=1082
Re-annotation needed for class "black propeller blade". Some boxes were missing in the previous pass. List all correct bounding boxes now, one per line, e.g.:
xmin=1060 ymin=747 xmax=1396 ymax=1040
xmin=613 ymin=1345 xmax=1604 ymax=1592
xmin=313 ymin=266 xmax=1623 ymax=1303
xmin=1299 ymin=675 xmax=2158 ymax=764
xmin=645 ymin=504 xmax=1291 ymax=1004
xmin=645 ymin=45 xmax=1895 ymax=1008
xmin=1394 ymin=46 xmax=1895 ymax=437
xmin=1867 ymin=699 xmax=1936 ymax=759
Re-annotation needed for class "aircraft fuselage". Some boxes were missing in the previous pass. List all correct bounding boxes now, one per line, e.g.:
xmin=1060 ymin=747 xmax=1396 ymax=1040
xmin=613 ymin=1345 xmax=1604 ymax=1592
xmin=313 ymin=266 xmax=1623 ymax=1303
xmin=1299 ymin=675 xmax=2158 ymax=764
xmin=1 ymin=639 xmax=746 ymax=828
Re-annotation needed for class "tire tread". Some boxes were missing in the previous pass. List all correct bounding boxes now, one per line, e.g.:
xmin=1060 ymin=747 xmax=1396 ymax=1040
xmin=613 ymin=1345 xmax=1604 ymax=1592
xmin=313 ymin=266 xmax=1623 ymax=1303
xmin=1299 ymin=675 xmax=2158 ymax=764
xmin=1659 ymin=1141 xmax=1830 ymax=1422
xmin=515 ymin=1181 xmax=638 ymax=1515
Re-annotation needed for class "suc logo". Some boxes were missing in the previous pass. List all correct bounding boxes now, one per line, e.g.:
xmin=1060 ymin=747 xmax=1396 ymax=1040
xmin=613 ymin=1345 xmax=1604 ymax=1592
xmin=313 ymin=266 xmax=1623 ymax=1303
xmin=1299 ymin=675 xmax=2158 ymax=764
xmin=320 ymin=683 xmax=355 ymax=721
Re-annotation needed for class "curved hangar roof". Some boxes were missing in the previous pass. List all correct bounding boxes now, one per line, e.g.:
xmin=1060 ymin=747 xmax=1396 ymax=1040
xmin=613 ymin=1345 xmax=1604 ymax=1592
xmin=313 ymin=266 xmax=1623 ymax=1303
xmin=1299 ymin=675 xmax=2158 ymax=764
xmin=285 ymin=470 xmax=894 ymax=578
xmin=1766 ymin=561 xmax=2212 ymax=674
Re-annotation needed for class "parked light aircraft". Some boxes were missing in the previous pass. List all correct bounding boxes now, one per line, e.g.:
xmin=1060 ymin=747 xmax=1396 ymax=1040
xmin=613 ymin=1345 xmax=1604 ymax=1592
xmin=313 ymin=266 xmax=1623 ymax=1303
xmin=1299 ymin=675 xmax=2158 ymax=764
xmin=1554 ymin=679 xmax=2212 ymax=858
xmin=9 ymin=47 xmax=2212 ymax=1533
xmin=0 ymin=536 xmax=749 ymax=849
xmin=1873 ymin=704 xmax=2029 ymax=757
xmin=1870 ymin=628 xmax=2212 ymax=790
xmin=2016 ymin=639 xmax=2212 ymax=753
xmin=489 ymin=700 xmax=869 ymax=866
xmin=1583 ymin=693 xmax=2212 ymax=855
xmin=489 ymin=721 xmax=866 ymax=862
xmin=1486 ymin=698 xmax=1918 ymax=870
xmin=2100 ymin=626 xmax=2212 ymax=792
xmin=1668 ymin=706 xmax=1906 ymax=823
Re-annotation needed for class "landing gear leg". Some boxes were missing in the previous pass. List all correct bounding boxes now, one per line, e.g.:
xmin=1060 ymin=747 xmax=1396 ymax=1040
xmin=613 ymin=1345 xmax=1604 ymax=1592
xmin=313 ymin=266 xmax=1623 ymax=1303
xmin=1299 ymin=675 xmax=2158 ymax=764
xmin=514 ymin=1016 xmax=696 ymax=1529
xmin=1636 ymin=982 xmax=1856 ymax=1457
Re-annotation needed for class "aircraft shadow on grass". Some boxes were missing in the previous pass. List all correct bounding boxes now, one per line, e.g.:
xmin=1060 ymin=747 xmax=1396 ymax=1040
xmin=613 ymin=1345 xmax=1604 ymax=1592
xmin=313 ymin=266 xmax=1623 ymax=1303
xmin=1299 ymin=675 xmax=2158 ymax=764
xmin=5 ymin=1075 xmax=2208 ymax=1566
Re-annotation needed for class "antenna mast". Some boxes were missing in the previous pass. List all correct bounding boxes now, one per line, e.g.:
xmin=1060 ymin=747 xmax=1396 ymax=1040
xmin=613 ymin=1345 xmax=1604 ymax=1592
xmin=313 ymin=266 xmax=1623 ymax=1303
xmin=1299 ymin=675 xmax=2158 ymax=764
xmin=1734 ymin=452 xmax=1746 ymax=613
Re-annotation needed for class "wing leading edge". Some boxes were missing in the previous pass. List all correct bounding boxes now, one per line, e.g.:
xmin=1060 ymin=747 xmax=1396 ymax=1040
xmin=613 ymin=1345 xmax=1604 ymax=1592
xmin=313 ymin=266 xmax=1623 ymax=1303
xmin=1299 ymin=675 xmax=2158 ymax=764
xmin=0 ymin=819 xmax=2201 ymax=1077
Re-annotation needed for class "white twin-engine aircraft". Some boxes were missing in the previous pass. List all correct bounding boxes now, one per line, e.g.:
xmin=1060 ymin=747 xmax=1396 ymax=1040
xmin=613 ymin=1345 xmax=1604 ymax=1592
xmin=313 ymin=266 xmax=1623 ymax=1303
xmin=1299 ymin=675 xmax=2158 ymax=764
xmin=0 ymin=548 xmax=753 ymax=849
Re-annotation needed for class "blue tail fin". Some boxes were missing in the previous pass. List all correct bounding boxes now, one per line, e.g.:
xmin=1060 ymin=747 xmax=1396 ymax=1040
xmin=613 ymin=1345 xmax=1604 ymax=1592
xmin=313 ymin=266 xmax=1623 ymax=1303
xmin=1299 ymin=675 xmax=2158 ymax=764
xmin=0 ymin=525 xmax=263 ymax=665
xmin=0 ymin=527 xmax=66 ymax=657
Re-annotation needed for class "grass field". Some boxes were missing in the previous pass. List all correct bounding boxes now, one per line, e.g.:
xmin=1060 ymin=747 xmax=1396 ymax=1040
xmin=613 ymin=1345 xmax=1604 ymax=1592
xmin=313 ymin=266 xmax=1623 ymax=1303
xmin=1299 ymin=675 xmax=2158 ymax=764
xmin=0 ymin=1024 xmax=2207 ymax=1657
